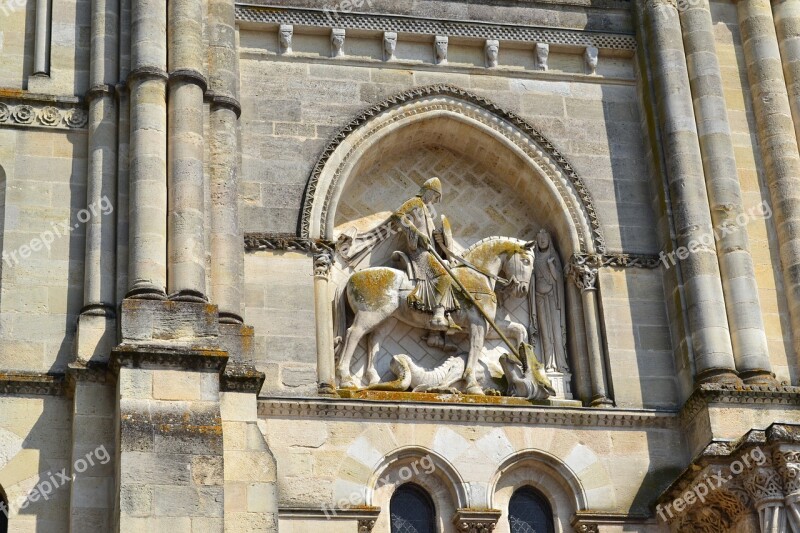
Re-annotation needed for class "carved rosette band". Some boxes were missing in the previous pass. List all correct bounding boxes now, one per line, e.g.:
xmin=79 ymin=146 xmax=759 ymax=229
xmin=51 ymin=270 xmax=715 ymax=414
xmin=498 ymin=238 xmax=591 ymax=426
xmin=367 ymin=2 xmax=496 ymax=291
xmin=0 ymin=101 xmax=88 ymax=129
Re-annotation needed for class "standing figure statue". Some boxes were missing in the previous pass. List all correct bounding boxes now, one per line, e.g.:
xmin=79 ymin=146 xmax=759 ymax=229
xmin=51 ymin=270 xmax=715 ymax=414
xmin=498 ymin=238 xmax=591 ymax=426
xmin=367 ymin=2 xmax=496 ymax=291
xmin=533 ymin=229 xmax=569 ymax=373
xmin=393 ymin=177 xmax=460 ymax=332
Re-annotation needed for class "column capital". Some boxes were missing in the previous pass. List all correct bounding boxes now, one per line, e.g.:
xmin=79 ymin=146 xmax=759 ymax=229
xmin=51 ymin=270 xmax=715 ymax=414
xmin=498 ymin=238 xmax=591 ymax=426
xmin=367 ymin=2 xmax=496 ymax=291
xmin=566 ymin=254 xmax=599 ymax=292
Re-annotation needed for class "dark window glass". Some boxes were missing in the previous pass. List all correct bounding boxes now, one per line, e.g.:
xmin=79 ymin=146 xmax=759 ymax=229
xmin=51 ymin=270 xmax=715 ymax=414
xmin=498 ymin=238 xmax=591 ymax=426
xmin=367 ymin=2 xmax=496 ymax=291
xmin=508 ymin=486 xmax=555 ymax=533
xmin=390 ymin=483 xmax=436 ymax=533
xmin=0 ymin=487 xmax=7 ymax=533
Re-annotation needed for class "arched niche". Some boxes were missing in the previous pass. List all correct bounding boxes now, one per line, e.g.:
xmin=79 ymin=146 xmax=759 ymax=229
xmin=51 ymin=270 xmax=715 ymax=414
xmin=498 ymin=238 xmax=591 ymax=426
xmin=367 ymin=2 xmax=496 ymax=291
xmin=300 ymin=84 xmax=605 ymax=260
xmin=489 ymin=450 xmax=592 ymax=533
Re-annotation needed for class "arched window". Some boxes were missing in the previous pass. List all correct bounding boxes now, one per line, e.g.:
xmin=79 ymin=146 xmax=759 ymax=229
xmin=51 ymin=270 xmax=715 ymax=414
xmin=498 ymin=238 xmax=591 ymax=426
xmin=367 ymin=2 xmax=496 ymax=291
xmin=1 ymin=484 xmax=8 ymax=533
xmin=508 ymin=486 xmax=554 ymax=533
xmin=390 ymin=482 xmax=436 ymax=533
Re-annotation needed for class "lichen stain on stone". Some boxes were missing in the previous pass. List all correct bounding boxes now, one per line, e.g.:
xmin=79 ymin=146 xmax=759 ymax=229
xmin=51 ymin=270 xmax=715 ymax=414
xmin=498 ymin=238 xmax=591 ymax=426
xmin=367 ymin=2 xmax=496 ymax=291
xmin=350 ymin=268 xmax=396 ymax=306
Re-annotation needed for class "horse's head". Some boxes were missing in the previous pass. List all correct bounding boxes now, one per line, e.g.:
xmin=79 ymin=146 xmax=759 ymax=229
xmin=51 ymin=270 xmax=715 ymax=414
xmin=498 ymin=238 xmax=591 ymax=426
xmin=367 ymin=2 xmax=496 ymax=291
xmin=502 ymin=242 xmax=536 ymax=298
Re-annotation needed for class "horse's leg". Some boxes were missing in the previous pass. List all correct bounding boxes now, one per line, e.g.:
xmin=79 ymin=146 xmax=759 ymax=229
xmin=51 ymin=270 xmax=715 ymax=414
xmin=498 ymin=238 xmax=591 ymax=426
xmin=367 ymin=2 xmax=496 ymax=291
xmin=336 ymin=310 xmax=388 ymax=389
xmin=365 ymin=320 xmax=393 ymax=385
xmin=464 ymin=316 xmax=487 ymax=395
xmin=493 ymin=318 xmax=528 ymax=348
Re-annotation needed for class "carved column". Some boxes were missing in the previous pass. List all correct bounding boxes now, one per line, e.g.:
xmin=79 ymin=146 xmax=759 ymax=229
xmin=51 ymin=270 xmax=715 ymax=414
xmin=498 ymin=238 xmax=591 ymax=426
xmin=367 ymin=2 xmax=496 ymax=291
xmin=737 ymin=0 xmax=800 ymax=364
xmin=743 ymin=460 xmax=788 ymax=532
xmin=773 ymin=0 xmax=800 ymax=147
xmin=314 ymin=251 xmax=336 ymax=394
xmin=644 ymin=0 xmax=739 ymax=385
xmin=167 ymin=0 xmax=208 ymax=301
xmin=679 ymin=0 xmax=774 ymax=383
xmin=126 ymin=0 xmax=168 ymax=299
xmin=566 ymin=255 xmax=611 ymax=407
xmin=76 ymin=0 xmax=120 ymax=361
xmin=33 ymin=0 xmax=51 ymax=75
xmin=775 ymin=446 xmax=800 ymax=531
xmin=115 ymin=0 xmax=131 ymax=302
xmin=208 ymin=0 xmax=245 ymax=324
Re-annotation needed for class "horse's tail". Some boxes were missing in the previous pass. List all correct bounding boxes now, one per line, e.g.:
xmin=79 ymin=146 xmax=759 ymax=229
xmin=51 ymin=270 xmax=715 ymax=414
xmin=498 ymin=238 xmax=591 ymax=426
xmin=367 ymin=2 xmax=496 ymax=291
xmin=333 ymin=284 xmax=349 ymax=360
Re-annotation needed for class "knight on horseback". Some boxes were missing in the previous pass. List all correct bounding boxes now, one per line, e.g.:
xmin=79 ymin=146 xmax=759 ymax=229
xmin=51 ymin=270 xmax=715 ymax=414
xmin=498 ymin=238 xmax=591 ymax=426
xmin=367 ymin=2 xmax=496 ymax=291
xmin=393 ymin=177 xmax=461 ymax=332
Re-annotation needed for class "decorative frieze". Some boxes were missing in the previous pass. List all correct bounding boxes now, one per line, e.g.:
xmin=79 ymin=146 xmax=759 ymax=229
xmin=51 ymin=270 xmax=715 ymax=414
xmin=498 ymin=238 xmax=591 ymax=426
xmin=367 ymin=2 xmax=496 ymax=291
xmin=0 ymin=100 xmax=87 ymax=130
xmin=234 ymin=5 xmax=637 ymax=52
xmin=0 ymin=372 xmax=66 ymax=396
xmin=244 ymin=233 xmax=334 ymax=254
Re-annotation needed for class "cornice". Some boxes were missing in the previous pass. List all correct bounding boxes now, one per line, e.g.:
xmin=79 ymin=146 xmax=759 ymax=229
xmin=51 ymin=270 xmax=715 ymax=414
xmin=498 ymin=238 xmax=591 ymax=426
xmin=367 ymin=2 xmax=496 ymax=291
xmin=110 ymin=344 xmax=229 ymax=373
xmin=234 ymin=4 xmax=636 ymax=51
xmin=257 ymin=397 xmax=678 ymax=428
xmin=220 ymin=361 xmax=266 ymax=393
xmin=679 ymin=383 xmax=800 ymax=427
xmin=0 ymin=371 xmax=66 ymax=396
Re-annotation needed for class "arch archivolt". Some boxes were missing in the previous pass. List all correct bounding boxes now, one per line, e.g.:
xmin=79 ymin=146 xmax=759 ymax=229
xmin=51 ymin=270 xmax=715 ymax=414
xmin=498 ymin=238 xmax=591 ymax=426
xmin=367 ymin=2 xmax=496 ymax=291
xmin=301 ymin=84 xmax=604 ymax=256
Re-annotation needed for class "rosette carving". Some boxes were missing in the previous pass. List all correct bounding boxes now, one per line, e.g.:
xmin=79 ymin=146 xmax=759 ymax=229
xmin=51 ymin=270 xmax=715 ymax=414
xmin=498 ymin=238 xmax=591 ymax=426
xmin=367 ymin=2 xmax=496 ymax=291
xmin=12 ymin=105 xmax=35 ymax=124
xmin=38 ymin=106 xmax=62 ymax=126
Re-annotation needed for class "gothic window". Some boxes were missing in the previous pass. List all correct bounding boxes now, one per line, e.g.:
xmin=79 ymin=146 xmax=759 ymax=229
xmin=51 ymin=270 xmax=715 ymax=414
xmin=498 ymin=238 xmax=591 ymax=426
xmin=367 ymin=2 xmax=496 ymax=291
xmin=390 ymin=482 xmax=436 ymax=533
xmin=508 ymin=486 xmax=555 ymax=533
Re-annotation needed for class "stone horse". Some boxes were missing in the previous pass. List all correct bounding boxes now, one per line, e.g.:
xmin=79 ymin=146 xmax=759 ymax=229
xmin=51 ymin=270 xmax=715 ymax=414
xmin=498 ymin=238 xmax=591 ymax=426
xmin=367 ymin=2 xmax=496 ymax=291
xmin=336 ymin=236 xmax=543 ymax=395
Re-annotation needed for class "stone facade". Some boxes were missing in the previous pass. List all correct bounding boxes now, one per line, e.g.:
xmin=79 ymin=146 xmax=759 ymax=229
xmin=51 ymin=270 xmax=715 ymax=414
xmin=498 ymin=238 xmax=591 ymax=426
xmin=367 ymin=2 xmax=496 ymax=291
xmin=0 ymin=0 xmax=798 ymax=532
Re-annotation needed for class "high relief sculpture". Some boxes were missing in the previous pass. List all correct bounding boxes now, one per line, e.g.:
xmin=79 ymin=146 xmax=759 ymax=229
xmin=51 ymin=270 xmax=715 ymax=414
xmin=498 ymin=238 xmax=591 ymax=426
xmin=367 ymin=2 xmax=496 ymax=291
xmin=334 ymin=178 xmax=559 ymax=399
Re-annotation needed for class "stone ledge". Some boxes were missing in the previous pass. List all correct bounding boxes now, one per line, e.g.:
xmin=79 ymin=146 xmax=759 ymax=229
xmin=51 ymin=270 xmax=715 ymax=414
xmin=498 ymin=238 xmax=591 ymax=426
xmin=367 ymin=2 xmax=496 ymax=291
xmin=679 ymin=382 xmax=800 ymax=426
xmin=278 ymin=506 xmax=380 ymax=521
xmin=336 ymin=389 xmax=583 ymax=407
xmin=221 ymin=361 xmax=266 ymax=393
xmin=0 ymin=371 xmax=66 ymax=396
xmin=111 ymin=344 xmax=228 ymax=373
xmin=571 ymin=511 xmax=655 ymax=531
xmin=258 ymin=396 xmax=677 ymax=427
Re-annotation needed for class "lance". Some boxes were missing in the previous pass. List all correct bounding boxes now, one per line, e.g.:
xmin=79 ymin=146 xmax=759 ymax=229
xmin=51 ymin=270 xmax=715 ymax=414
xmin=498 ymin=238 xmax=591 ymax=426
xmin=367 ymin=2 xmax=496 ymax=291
xmin=426 ymin=243 xmax=524 ymax=365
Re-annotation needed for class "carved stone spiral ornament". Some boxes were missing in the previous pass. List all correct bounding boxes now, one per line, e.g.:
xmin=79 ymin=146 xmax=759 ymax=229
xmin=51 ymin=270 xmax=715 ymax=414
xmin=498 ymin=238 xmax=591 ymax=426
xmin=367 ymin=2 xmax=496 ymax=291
xmin=64 ymin=108 xmax=88 ymax=128
xmin=0 ymin=100 xmax=89 ymax=129
xmin=12 ymin=104 xmax=35 ymax=124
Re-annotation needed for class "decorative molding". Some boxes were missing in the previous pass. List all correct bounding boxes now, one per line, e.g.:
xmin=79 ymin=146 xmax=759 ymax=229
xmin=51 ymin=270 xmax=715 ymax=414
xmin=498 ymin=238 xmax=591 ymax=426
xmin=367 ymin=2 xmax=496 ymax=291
xmin=257 ymin=397 xmax=677 ymax=428
xmin=299 ymin=84 xmax=606 ymax=254
xmin=111 ymin=345 xmax=228 ymax=373
xmin=570 ymin=511 xmax=652 ymax=531
xmin=0 ymin=372 xmax=66 ymax=396
xmin=0 ymin=100 xmax=87 ymax=130
xmin=278 ymin=506 xmax=380 ymax=525
xmin=244 ymin=233 xmax=334 ymax=253
xmin=234 ymin=5 xmax=637 ymax=51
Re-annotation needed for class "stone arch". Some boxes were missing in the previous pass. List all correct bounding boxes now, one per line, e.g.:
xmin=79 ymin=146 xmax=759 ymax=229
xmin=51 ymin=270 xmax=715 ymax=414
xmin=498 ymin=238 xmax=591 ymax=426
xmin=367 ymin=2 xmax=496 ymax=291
xmin=299 ymin=84 xmax=605 ymax=257
xmin=489 ymin=449 xmax=601 ymax=533
xmin=366 ymin=446 xmax=467 ymax=533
